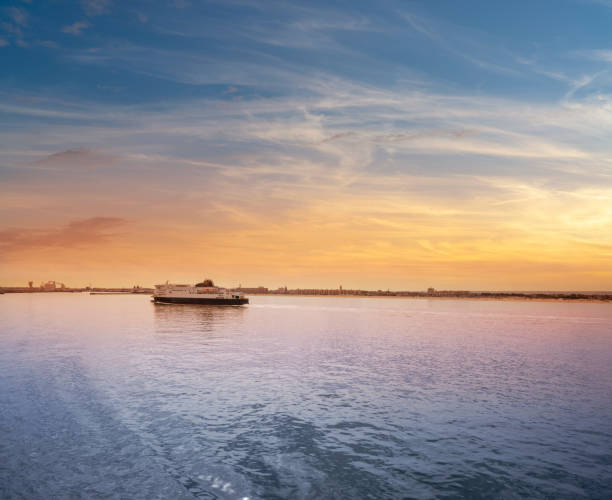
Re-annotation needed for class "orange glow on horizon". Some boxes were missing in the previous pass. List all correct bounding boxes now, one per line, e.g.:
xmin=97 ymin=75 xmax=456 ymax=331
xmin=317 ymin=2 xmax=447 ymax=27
xmin=2 ymin=179 xmax=611 ymax=290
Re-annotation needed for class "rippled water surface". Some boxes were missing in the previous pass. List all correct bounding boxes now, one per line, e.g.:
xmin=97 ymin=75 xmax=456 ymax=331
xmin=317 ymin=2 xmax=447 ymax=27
xmin=1 ymin=294 xmax=612 ymax=499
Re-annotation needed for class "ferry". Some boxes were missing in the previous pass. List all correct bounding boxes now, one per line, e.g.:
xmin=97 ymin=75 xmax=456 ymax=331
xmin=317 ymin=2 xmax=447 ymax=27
xmin=153 ymin=279 xmax=248 ymax=305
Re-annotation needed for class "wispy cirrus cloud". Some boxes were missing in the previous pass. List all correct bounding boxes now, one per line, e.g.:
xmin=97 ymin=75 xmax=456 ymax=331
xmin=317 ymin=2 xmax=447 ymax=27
xmin=61 ymin=21 xmax=90 ymax=35
xmin=563 ymin=73 xmax=601 ymax=101
xmin=581 ymin=49 xmax=612 ymax=62
xmin=401 ymin=11 xmax=522 ymax=77
xmin=2 ymin=74 xmax=610 ymax=171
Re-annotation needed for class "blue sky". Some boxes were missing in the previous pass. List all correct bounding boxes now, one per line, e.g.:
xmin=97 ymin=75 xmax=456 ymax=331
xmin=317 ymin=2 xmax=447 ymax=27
xmin=3 ymin=0 xmax=612 ymax=104
xmin=1 ymin=0 xmax=612 ymax=289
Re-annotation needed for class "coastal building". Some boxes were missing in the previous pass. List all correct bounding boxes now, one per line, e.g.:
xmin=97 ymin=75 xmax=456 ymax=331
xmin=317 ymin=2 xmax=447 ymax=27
xmin=41 ymin=281 xmax=57 ymax=291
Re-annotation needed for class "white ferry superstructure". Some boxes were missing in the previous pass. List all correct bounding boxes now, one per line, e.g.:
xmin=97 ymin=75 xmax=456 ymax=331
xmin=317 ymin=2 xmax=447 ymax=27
xmin=153 ymin=280 xmax=248 ymax=305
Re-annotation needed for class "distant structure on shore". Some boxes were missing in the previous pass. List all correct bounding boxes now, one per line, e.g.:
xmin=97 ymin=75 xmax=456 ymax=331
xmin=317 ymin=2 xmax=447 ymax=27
xmin=40 ymin=280 xmax=66 ymax=291
xmin=0 ymin=282 xmax=153 ymax=294
xmin=2 ymin=280 xmax=73 ymax=293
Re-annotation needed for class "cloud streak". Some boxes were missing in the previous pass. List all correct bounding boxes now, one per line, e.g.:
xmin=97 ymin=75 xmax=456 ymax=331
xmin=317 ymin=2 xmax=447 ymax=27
xmin=0 ymin=217 xmax=127 ymax=257
xmin=35 ymin=148 xmax=118 ymax=169
xmin=61 ymin=21 xmax=90 ymax=35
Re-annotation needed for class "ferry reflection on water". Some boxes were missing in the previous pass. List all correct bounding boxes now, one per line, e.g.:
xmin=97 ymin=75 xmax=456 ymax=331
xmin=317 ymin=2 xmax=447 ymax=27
xmin=153 ymin=300 xmax=247 ymax=335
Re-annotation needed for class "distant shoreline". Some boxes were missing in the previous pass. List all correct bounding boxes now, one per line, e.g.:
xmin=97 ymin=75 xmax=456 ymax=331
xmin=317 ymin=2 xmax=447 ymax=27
xmin=241 ymin=293 xmax=612 ymax=303
xmin=1 ymin=289 xmax=611 ymax=303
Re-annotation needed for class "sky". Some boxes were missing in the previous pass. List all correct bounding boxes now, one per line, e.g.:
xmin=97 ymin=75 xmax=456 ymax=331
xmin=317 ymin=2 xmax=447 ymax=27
xmin=1 ymin=0 xmax=612 ymax=290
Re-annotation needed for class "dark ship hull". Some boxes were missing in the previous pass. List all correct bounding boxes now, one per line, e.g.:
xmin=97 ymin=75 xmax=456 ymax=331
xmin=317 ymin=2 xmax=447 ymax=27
xmin=153 ymin=296 xmax=248 ymax=305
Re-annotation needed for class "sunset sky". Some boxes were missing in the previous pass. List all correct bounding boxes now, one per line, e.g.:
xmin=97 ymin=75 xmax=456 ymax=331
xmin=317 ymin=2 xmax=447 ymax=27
xmin=1 ymin=0 xmax=612 ymax=290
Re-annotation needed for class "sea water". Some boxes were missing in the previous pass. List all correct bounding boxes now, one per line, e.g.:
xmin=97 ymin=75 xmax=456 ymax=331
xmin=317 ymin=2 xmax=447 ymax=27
xmin=1 ymin=293 xmax=611 ymax=499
